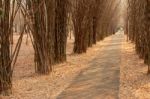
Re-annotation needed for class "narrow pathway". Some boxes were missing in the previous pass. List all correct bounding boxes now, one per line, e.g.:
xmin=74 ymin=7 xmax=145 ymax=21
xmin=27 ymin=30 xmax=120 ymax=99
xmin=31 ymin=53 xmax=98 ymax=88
xmin=57 ymin=32 xmax=124 ymax=99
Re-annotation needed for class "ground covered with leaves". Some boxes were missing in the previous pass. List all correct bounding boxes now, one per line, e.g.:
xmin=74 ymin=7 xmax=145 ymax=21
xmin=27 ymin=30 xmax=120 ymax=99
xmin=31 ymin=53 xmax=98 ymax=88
xmin=120 ymin=37 xmax=150 ymax=99
xmin=1 ymin=34 xmax=150 ymax=99
xmin=1 ymin=34 xmax=109 ymax=99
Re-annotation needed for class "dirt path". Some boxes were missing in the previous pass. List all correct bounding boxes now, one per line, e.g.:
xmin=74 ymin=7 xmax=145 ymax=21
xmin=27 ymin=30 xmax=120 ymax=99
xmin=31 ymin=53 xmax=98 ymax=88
xmin=57 ymin=32 xmax=124 ymax=99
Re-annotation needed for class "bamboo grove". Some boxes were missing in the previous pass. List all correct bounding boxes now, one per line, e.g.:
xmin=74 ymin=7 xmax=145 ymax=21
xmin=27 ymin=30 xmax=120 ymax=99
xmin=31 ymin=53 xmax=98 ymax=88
xmin=0 ymin=0 xmax=120 ymax=95
xmin=125 ymin=0 xmax=150 ymax=73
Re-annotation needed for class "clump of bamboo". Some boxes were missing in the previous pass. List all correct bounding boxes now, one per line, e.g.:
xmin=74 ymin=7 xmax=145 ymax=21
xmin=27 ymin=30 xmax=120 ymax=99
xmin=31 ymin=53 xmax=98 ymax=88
xmin=0 ymin=0 xmax=22 ymax=95
xmin=72 ymin=0 xmax=89 ymax=53
xmin=26 ymin=0 xmax=68 ymax=73
xmin=72 ymin=0 xmax=120 ymax=54
xmin=126 ymin=0 xmax=150 ymax=74
xmin=26 ymin=0 xmax=55 ymax=74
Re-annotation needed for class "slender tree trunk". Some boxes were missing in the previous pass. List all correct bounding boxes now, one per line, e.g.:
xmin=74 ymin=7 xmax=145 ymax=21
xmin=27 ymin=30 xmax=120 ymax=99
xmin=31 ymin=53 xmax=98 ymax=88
xmin=93 ymin=16 xmax=97 ymax=44
xmin=0 ymin=0 xmax=12 ymax=95
xmin=146 ymin=0 xmax=150 ymax=74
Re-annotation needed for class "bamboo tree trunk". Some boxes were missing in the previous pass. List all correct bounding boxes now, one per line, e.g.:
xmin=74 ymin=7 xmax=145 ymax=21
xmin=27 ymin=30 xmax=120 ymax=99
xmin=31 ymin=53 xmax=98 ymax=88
xmin=146 ymin=0 xmax=150 ymax=74
xmin=93 ymin=17 xmax=97 ymax=44
xmin=0 ymin=0 xmax=12 ymax=95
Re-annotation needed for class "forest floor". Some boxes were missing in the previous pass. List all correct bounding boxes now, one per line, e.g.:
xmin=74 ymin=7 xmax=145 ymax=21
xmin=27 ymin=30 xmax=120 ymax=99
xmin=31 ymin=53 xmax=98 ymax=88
xmin=1 ymin=32 xmax=150 ymax=99
xmin=1 ymin=33 xmax=113 ymax=99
